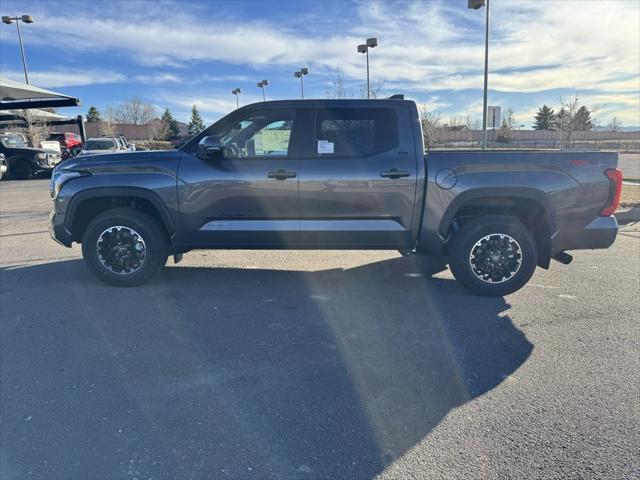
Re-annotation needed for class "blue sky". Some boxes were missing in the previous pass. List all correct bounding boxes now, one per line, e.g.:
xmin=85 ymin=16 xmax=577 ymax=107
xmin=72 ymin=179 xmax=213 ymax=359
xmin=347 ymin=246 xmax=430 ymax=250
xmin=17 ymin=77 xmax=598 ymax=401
xmin=1 ymin=0 xmax=639 ymax=127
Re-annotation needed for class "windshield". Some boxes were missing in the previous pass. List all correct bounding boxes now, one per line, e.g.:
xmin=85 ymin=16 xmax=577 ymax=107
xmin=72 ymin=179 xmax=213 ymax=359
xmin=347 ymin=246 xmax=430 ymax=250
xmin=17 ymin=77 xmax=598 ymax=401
xmin=83 ymin=139 xmax=116 ymax=150
xmin=0 ymin=134 xmax=28 ymax=148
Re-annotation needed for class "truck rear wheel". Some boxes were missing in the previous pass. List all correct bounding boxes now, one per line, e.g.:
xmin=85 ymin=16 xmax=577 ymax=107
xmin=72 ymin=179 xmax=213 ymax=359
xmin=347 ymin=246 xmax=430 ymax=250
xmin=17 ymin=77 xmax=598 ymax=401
xmin=449 ymin=216 xmax=537 ymax=296
xmin=81 ymin=208 xmax=168 ymax=286
xmin=9 ymin=158 xmax=32 ymax=180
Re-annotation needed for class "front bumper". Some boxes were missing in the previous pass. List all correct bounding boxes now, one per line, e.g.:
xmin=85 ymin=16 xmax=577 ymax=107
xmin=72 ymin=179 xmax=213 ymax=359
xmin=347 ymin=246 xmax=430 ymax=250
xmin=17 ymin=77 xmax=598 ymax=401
xmin=49 ymin=209 xmax=73 ymax=247
xmin=551 ymin=215 xmax=618 ymax=253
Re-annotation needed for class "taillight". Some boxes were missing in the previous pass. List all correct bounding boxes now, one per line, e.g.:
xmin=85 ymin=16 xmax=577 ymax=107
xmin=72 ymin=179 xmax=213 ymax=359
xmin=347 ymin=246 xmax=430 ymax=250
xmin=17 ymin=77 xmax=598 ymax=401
xmin=600 ymin=168 xmax=623 ymax=216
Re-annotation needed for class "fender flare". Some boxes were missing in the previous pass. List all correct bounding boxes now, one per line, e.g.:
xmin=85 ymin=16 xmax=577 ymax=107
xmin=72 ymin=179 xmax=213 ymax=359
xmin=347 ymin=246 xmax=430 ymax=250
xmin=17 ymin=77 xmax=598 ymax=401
xmin=65 ymin=186 xmax=176 ymax=236
xmin=439 ymin=187 xmax=557 ymax=238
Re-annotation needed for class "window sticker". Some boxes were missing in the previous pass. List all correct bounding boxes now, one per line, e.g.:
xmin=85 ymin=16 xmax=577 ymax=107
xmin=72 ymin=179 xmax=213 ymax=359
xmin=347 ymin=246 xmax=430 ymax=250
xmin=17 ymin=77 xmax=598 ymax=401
xmin=317 ymin=140 xmax=334 ymax=154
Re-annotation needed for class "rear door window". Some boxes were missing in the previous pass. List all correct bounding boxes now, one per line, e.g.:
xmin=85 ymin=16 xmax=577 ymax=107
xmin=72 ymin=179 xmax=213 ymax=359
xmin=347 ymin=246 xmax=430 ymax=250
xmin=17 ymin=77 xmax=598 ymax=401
xmin=314 ymin=108 xmax=397 ymax=158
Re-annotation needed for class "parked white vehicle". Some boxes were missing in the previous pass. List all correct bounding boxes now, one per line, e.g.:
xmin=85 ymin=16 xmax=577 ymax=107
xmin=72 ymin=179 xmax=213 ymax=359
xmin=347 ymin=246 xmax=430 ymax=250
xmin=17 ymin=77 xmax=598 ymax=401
xmin=39 ymin=140 xmax=61 ymax=154
xmin=78 ymin=137 xmax=122 ymax=156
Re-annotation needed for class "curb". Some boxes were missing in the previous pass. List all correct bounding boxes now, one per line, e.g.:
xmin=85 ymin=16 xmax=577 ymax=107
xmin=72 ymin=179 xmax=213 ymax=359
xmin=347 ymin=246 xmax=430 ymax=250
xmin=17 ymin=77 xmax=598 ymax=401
xmin=615 ymin=205 xmax=640 ymax=224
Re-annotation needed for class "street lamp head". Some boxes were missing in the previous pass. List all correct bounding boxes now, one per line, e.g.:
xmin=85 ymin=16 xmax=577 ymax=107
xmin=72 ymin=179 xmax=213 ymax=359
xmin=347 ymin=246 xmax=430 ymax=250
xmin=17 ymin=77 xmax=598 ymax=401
xmin=300 ymin=67 xmax=309 ymax=75
xmin=257 ymin=82 xmax=263 ymax=88
xmin=261 ymin=80 xmax=269 ymax=86
xmin=468 ymin=0 xmax=485 ymax=9
xmin=2 ymin=16 xmax=13 ymax=24
xmin=294 ymin=71 xmax=301 ymax=78
xmin=357 ymin=44 xmax=367 ymax=54
xmin=21 ymin=15 xmax=34 ymax=23
xmin=366 ymin=37 xmax=378 ymax=48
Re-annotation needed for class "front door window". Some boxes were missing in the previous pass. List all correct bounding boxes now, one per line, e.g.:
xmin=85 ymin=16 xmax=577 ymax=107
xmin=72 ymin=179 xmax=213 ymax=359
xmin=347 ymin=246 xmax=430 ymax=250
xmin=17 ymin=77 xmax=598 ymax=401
xmin=217 ymin=110 xmax=295 ymax=158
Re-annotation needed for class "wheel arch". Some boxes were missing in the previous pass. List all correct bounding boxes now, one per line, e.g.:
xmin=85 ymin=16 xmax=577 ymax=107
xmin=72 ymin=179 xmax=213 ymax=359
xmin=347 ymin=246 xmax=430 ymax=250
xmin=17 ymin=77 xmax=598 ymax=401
xmin=67 ymin=187 xmax=176 ymax=244
xmin=441 ymin=188 xmax=556 ymax=268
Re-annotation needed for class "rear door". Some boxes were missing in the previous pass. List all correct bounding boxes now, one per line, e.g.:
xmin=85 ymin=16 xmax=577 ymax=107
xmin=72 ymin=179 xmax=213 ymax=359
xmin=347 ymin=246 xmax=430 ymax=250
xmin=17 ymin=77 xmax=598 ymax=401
xmin=177 ymin=107 xmax=303 ymax=247
xmin=298 ymin=105 xmax=418 ymax=248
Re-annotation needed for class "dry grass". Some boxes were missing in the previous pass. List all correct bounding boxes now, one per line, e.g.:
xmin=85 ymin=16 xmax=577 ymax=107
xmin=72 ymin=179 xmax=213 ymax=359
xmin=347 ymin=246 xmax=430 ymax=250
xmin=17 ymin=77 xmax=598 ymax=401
xmin=620 ymin=183 xmax=640 ymax=208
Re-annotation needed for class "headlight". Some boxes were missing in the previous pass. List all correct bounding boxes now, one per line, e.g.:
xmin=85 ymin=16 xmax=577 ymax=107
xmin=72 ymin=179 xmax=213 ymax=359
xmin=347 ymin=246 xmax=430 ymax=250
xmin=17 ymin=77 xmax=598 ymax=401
xmin=50 ymin=169 xmax=86 ymax=199
xmin=37 ymin=152 xmax=47 ymax=160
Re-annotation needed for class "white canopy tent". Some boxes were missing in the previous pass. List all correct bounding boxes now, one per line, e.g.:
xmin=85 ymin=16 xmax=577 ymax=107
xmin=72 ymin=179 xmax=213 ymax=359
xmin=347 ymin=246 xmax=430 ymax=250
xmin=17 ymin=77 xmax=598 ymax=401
xmin=0 ymin=76 xmax=85 ymax=140
xmin=0 ymin=77 xmax=81 ymax=110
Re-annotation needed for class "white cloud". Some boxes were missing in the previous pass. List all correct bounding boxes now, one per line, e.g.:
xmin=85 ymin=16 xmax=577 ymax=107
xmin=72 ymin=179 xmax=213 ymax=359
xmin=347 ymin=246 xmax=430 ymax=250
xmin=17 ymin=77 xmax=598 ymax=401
xmin=1 ymin=69 xmax=125 ymax=88
xmin=4 ymin=0 xmax=638 ymax=123
xmin=134 ymin=73 xmax=182 ymax=85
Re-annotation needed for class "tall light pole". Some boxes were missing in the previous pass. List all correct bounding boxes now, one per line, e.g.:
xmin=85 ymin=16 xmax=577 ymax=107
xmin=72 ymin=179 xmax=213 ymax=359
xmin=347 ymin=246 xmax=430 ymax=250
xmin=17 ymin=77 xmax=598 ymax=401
xmin=293 ymin=67 xmax=309 ymax=99
xmin=468 ymin=0 xmax=489 ymax=150
xmin=2 ymin=15 xmax=34 ymax=84
xmin=231 ymin=88 xmax=242 ymax=109
xmin=357 ymin=37 xmax=378 ymax=98
xmin=257 ymin=80 xmax=269 ymax=102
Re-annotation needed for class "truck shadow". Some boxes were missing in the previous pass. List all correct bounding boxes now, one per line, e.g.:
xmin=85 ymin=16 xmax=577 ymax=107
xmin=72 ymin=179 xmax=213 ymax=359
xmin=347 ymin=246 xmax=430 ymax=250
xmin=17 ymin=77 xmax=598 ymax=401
xmin=0 ymin=256 xmax=532 ymax=479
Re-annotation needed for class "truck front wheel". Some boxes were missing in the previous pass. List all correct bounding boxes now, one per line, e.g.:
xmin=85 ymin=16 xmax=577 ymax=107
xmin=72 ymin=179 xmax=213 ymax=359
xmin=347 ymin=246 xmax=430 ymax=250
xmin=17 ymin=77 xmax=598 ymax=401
xmin=81 ymin=208 xmax=169 ymax=286
xmin=9 ymin=158 xmax=32 ymax=180
xmin=449 ymin=216 xmax=537 ymax=296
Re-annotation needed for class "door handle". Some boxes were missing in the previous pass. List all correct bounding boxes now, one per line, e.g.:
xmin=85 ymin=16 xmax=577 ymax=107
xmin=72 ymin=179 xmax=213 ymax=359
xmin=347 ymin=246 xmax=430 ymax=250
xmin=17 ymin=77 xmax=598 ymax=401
xmin=380 ymin=168 xmax=411 ymax=179
xmin=267 ymin=169 xmax=297 ymax=180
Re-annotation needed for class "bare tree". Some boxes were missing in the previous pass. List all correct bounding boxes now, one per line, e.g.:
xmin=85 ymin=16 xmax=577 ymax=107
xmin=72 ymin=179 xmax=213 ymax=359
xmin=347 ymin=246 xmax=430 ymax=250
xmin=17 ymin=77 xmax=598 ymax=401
xmin=325 ymin=71 xmax=350 ymax=99
xmin=20 ymin=110 xmax=51 ymax=147
xmin=420 ymin=105 xmax=441 ymax=150
xmin=496 ymin=108 xmax=517 ymax=144
xmin=100 ymin=106 xmax=118 ymax=136
xmin=465 ymin=116 xmax=481 ymax=130
xmin=555 ymin=96 xmax=581 ymax=149
xmin=607 ymin=116 xmax=622 ymax=132
xmin=107 ymin=97 xmax=157 ymax=125
xmin=325 ymin=72 xmax=385 ymax=99
xmin=446 ymin=117 xmax=462 ymax=127
xmin=126 ymin=97 xmax=156 ymax=125
xmin=503 ymin=108 xmax=517 ymax=129
xmin=358 ymin=79 xmax=386 ymax=99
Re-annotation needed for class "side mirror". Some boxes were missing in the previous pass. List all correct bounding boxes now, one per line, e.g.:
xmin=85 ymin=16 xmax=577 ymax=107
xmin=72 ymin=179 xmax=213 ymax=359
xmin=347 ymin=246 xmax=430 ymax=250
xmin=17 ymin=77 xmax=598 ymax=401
xmin=198 ymin=136 xmax=223 ymax=160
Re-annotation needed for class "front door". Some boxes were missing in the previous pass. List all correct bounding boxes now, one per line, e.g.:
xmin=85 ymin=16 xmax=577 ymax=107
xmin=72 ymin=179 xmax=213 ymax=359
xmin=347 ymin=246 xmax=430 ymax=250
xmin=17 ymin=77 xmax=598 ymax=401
xmin=298 ymin=105 xmax=418 ymax=248
xmin=177 ymin=108 xmax=301 ymax=247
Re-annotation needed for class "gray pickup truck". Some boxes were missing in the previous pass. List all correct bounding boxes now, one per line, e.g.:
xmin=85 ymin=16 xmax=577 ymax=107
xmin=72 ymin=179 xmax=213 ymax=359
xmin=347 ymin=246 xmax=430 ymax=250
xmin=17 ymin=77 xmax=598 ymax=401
xmin=49 ymin=99 xmax=621 ymax=296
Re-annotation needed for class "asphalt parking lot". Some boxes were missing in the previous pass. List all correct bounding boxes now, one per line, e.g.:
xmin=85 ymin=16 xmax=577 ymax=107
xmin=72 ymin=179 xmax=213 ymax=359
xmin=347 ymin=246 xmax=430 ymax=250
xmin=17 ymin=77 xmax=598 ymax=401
xmin=1 ymin=179 xmax=639 ymax=480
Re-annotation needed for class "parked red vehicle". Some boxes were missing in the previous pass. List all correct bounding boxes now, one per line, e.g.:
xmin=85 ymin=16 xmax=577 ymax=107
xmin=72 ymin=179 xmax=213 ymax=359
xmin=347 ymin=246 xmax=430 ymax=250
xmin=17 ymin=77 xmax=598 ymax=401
xmin=48 ymin=132 xmax=83 ymax=158
xmin=48 ymin=132 xmax=82 ymax=149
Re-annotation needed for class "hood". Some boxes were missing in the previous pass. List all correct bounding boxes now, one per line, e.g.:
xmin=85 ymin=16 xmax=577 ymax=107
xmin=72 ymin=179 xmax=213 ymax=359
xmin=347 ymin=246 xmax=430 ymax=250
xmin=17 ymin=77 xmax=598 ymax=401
xmin=56 ymin=149 xmax=182 ymax=172
xmin=1 ymin=146 xmax=46 ymax=154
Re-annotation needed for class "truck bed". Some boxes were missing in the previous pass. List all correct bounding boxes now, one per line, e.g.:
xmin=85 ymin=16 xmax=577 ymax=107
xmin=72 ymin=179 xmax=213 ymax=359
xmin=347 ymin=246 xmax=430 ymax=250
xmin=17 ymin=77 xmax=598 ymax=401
xmin=418 ymin=150 xmax=619 ymax=260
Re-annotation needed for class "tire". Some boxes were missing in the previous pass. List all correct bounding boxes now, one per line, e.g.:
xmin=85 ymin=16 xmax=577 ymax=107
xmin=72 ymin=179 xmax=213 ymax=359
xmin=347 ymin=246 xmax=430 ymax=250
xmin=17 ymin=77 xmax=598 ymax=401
xmin=9 ymin=158 xmax=32 ymax=180
xmin=81 ymin=208 xmax=169 ymax=286
xmin=448 ymin=216 xmax=537 ymax=296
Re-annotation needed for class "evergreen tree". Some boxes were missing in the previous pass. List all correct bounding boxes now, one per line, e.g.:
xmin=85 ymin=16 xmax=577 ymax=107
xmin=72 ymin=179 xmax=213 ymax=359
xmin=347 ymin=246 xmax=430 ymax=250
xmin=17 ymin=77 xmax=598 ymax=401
xmin=574 ymin=105 xmax=593 ymax=130
xmin=554 ymin=107 xmax=569 ymax=131
xmin=533 ymin=105 xmax=555 ymax=130
xmin=188 ymin=105 xmax=205 ymax=136
xmin=86 ymin=106 xmax=101 ymax=123
xmin=160 ymin=108 xmax=180 ymax=140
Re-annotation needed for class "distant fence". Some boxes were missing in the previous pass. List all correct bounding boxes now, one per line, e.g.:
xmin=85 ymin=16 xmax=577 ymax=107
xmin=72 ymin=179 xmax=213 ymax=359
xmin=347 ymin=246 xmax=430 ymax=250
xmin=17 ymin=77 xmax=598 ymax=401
xmin=82 ymin=122 xmax=160 ymax=141
xmin=47 ymin=122 xmax=166 ymax=141
xmin=430 ymin=129 xmax=640 ymax=151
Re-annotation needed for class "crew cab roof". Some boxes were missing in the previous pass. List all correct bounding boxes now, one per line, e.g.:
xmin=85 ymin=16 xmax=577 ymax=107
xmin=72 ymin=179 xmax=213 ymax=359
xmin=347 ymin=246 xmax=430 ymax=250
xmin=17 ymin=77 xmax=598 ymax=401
xmin=235 ymin=98 xmax=415 ymax=110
